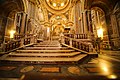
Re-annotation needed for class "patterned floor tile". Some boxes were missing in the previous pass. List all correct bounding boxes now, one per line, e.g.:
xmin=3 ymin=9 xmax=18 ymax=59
xmin=39 ymin=67 xmax=60 ymax=73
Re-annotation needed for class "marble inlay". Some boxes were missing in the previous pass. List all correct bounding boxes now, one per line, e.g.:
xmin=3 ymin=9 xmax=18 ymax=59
xmin=68 ymin=66 xmax=80 ymax=75
xmin=20 ymin=66 xmax=34 ymax=73
xmin=39 ymin=67 xmax=60 ymax=73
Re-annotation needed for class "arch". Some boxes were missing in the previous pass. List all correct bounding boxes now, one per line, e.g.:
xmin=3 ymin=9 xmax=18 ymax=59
xmin=49 ymin=15 xmax=68 ymax=35
xmin=90 ymin=1 xmax=110 ymax=15
xmin=50 ymin=15 xmax=67 ymax=26
xmin=22 ymin=0 xmax=27 ymax=13
xmin=84 ymin=0 xmax=113 ymax=49
xmin=0 ymin=0 xmax=25 ymax=43
xmin=84 ymin=0 xmax=110 ymax=14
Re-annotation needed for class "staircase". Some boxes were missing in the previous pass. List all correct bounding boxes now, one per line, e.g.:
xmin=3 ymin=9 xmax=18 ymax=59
xmin=0 ymin=40 xmax=88 ymax=64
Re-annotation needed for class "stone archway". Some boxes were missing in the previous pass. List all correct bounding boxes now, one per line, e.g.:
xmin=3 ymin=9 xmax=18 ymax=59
xmin=84 ymin=0 xmax=113 ymax=49
xmin=0 ymin=0 xmax=25 ymax=43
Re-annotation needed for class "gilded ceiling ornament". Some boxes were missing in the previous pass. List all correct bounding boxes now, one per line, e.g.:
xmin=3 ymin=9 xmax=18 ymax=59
xmin=43 ymin=0 xmax=71 ymax=14
xmin=46 ymin=0 xmax=69 ymax=10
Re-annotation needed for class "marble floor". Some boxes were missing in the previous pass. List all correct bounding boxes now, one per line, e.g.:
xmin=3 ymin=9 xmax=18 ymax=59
xmin=0 ymin=50 xmax=120 ymax=80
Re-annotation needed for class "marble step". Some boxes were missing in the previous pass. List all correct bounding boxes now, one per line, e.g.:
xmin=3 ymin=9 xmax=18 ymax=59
xmin=39 ymin=42 xmax=60 ymax=45
xmin=34 ymin=44 xmax=60 ymax=47
xmin=37 ymin=41 xmax=60 ymax=46
xmin=39 ymin=41 xmax=60 ymax=45
xmin=1 ymin=54 xmax=87 ymax=64
xmin=8 ymin=52 xmax=80 ymax=57
xmin=16 ymin=50 xmax=75 ymax=53
xmin=25 ymin=47 xmax=68 ymax=50
xmin=37 ymin=42 xmax=60 ymax=45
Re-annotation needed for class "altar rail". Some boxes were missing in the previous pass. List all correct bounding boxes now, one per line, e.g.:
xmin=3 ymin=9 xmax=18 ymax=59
xmin=64 ymin=34 xmax=88 ymax=39
xmin=64 ymin=36 xmax=93 ymax=53
xmin=1 ymin=34 xmax=37 ymax=52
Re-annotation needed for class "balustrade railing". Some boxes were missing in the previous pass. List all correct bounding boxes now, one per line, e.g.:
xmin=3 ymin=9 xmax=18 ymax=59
xmin=64 ymin=37 xmax=70 ymax=45
xmin=1 ymin=33 xmax=36 ymax=52
xmin=4 ymin=40 xmax=21 ymax=52
xmin=72 ymin=40 xmax=91 ymax=52
xmin=63 ymin=36 xmax=93 ymax=53
xmin=24 ymin=34 xmax=34 ymax=45
xmin=64 ymin=33 xmax=88 ymax=39
xmin=75 ymin=34 xmax=88 ymax=39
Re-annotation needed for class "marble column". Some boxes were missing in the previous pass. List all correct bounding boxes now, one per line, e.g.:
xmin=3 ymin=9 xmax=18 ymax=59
xmin=87 ymin=10 xmax=93 ymax=33
xmin=86 ymin=10 xmax=93 ymax=39
xmin=96 ymin=11 xmax=100 ymax=26
xmin=75 ymin=4 xmax=79 ymax=34
xmin=20 ymin=12 xmax=27 ymax=34
xmin=81 ymin=12 xmax=84 ymax=33
xmin=16 ymin=12 xmax=27 ymax=46
xmin=83 ymin=10 xmax=88 ymax=34
xmin=110 ymin=14 xmax=120 ymax=47
xmin=111 ymin=14 xmax=119 ymax=36
xmin=93 ymin=10 xmax=98 ymax=38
